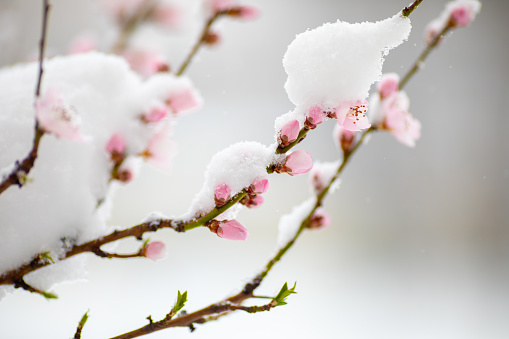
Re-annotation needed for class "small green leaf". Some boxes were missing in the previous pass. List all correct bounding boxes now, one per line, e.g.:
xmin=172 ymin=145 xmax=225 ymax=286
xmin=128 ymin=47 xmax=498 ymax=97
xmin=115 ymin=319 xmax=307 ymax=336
xmin=41 ymin=252 xmax=55 ymax=264
xmin=273 ymin=282 xmax=297 ymax=307
xmin=41 ymin=291 xmax=58 ymax=300
xmin=171 ymin=290 xmax=187 ymax=314
xmin=79 ymin=310 xmax=89 ymax=327
xmin=142 ymin=238 xmax=151 ymax=248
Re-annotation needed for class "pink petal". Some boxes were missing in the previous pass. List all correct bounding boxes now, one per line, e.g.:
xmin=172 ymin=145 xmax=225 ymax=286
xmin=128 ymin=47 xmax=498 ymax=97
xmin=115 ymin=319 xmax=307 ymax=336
xmin=167 ymin=88 xmax=200 ymax=114
xmin=306 ymin=105 xmax=327 ymax=128
xmin=336 ymin=100 xmax=370 ymax=132
xmin=237 ymin=6 xmax=260 ymax=20
xmin=68 ymin=34 xmax=97 ymax=54
xmin=144 ymin=241 xmax=167 ymax=261
xmin=106 ymin=133 xmax=126 ymax=154
xmin=123 ymin=49 xmax=169 ymax=78
xmin=244 ymin=194 xmax=264 ymax=208
xmin=214 ymin=183 xmax=231 ymax=205
xmin=143 ymin=125 xmax=174 ymax=171
xmin=284 ymin=150 xmax=313 ymax=176
xmin=151 ymin=3 xmax=181 ymax=29
xmin=143 ymin=103 xmax=169 ymax=123
xmin=308 ymin=209 xmax=331 ymax=230
xmin=207 ymin=0 xmax=234 ymax=12
xmin=217 ymin=220 xmax=248 ymax=241
xmin=377 ymin=73 xmax=399 ymax=100
xmin=250 ymin=178 xmax=269 ymax=194
xmin=279 ymin=119 xmax=300 ymax=146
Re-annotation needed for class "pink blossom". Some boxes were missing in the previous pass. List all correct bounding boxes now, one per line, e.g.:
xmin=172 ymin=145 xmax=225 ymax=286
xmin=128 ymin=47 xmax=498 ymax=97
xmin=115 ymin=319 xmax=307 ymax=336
xmin=151 ymin=3 xmax=181 ymax=29
xmin=216 ymin=220 xmax=248 ymax=241
xmin=67 ymin=34 xmax=97 ymax=54
xmin=333 ymin=124 xmax=357 ymax=154
xmin=308 ymin=209 xmax=331 ymax=230
xmin=278 ymin=119 xmax=300 ymax=147
xmin=377 ymin=73 xmax=399 ymax=100
xmin=448 ymin=1 xmax=480 ymax=27
xmin=305 ymin=106 xmax=327 ymax=129
xmin=166 ymin=88 xmax=200 ymax=114
xmin=142 ymin=103 xmax=169 ymax=123
xmin=144 ymin=241 xmax=167 ymax=261
xmin=36 ymin=88 xmax=85 ymax=141
xmin=250 ymin=178 xmax=269 ymax=194
xmin=382 ymin=92 xmax=421 ymax=147
xmin=232 ymin=6 xmax=260 ymax=20
xmin=207 ymin=0 xmax=235 ymax=12
xmin=141 ymin=125 xmax=174 ymax=171
xmin=214 ymin=183 xmax=231 ymax=206
xmin=335 ymin=100 xmax=371 ymax=132
xmin=101 ymin=0 xmax=146 ymax=21
xmin=123 ymin=49 xmax=169 ymax=78
xmin=106 ymin=133 xmax=126 ymax=156
xmin=242 ymin=194 xmax=264 ymax=208
xmin=282 ymin=150 xmax=313 ymax=176
xmin=424 ymin=20 xmax=442 ymax=45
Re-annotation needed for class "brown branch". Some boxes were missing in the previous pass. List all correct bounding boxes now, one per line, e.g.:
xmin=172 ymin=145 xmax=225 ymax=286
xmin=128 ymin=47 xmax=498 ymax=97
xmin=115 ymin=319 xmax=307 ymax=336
xmin=402 ymin=0 xmax=423 ymax=17
xmin=0 ymin=0 xmax=51 ymax=195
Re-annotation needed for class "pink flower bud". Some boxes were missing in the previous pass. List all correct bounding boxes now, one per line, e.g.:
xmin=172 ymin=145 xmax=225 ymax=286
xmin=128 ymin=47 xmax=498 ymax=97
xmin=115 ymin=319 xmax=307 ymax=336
xmin=333 ymin=125 xmax=357 ymax=154
xmin=216 ymin=220 xmax=248 ymax=241
xmin=167 ymin=88 xmax=200 ymax=114
xmin=123 ymin=49 xmax=169 ymax=78
xmin=305 ymin=106 xmax=327 ymax=129
xmin=250 ymin=178 xmax=269 ymax=194
xmin=144 ymin=241 xmax=167 ymax=261
xmin=214 ymin=184 xmax=231 ymax=206
xmin=424 ymin=20 xmax=442 ymax=46
xmin=207 ymin=0 xmax=234 ymax=12
xmin=106 ymin=133 xmax=126 ymax=156
xmin=308 ymin=209 xmax=331 ymax=230
xmin=204 ymin=31 xmax=221 ymax=46
xmin=36 ymin=87 xmax=86 ymax=142
xmin=142 ymin=103 xmax=169 ymax=123
xmin=377 ymin=73 xmax=399 ymax=100
xmin=448 ymin=1 xmax=479 ymax=27
xmin=278 ymin=119 xmax=300 ymax=147
xmin=67 ymin=34 xmax=97 ymax=54
xmin=234 ymin=6 xmax=260 ymax=20
xmin=242 ymin=194 xmax=264 ymax=208
xmin=282 ymin=150 xmax=313 ymax=176
xmin=151 ymin=3 xmax=181 ymax=29
xmin=335 ymin=100 xmax=371 ymax=132
xmin=141 ymin=125 xmax=174 ymax=171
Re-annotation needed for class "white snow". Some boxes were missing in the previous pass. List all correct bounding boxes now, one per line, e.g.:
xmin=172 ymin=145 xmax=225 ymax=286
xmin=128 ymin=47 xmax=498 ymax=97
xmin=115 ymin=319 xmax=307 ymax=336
xmin=277 ymin=198 xmax=316 ymax=248
xmin=283 ymin=12 xmax=411 ymax=109
xmin=308 ymin=160 xmax=341 ymax=196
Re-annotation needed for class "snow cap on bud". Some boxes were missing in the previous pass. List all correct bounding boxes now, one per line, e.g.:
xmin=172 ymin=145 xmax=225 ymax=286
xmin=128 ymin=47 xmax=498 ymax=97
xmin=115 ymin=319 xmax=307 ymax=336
xmin=36 ymin=87 xmax=86 ymax=141
xmin=305 ymin=106 xmax=327 ymax=129
xmin=142 ymin=103 xmax=169 ymax=123
xmin=242 ymin=194 xmax=264 ymax=209
xmin=377 ymin=73 xmax=399 ymax=100
xmin=167 ymin=88 xmax=201 ymax=114
xmin=282 ymin=150 xmax=313 ymax=176
xmin=335 ymin=100 xmax=370 ymax=132
xmin=278 ymin=119 xmax=300 ymax=147
xmin=216 ymin=220 xmax=248 ymax=241
xmin=447 ymin=0 xmax=481 ymax=27
xmin=250 ymin=178 xmax=269 ymax=194
xmin=308 ymin=208 xmax=331 ymax=230
xmin=106 ymin=133 xmax=126 ymax=157
xmin=143 ymin=241 xmax=167 ymax=261
xmin=214 ymin=183 xmax=231 ymax=206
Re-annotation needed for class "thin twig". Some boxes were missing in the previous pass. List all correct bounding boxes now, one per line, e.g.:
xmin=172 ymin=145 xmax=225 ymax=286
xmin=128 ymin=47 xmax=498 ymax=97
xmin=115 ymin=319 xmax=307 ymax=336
xmin=402 ymin=0 xmax=423 ymax=18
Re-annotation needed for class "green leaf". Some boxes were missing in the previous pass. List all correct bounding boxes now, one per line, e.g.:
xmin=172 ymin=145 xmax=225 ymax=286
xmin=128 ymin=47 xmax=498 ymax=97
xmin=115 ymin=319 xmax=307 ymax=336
xmin=79 ymin=310 xmax=90 ymax=327
xmin=142 ymin=238 xmax=151 ymax=248
xmin=41 ymin=252 xmax=55 ymax=264
xmin=171 ymin=290 xmax=187 ymax=314
xmin=273 ymin=282 xmax=297 ymax=307
xmin=41 ymin=291 xmax=58 ymax=300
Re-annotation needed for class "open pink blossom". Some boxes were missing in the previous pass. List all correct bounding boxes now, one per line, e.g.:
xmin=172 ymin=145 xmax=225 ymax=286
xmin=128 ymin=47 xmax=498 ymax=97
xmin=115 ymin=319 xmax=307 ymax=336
xmin=36 ymin=88 xmax=85 ymax=141
xmin=151 ymin=3 xmax=181 ymax=29
xmin=382 ymin=92 xmax=421 ymax=147
xmin=216 ymin=220 xmax=248 ymax=241
xmin=166 ymin=88 xmax=200 ymax=114
xmin=278 ymin=119 xmax=300 ymax=147
xmin=282 ymin=150 xmax=313 ymax=176
xmin=242 ymin=194 xmax=264 ymax=209
xmin=214 ymin=183 xmax=231 ymax=206
xmin=250 ymin=178 xmax=269 ymax=194
xmin=144 ymin=241 xmax=167 ymax=261
xmin=142 ymin=103 xmax=169 ymax=123
xmin=447 ymin=0 xmax=481 ymax=27
xmin=377 ymin=73 xmax=399 ymax=100
xmin=68 ymin=34 xmax=97 ymax=54
xmin=123 ymin=49 xmax=169 ymax=78
xmin=308 ymin=208 xmax=331 ymax=230
xmin=335 ymin=100 xmax=371 ymax=132
xmin=141 ymin=125 xmax=174 ymax=171
xmin=106 ymin=133 xmax=126 ymax=156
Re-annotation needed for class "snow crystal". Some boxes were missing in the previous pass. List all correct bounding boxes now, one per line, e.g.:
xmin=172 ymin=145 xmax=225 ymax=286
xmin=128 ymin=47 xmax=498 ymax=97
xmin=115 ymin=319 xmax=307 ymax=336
xmin=283 ymin=12 xmax=411 ymax=109
xmin=0 ymin=52 xmax=200 ymax=294
xmin=277 ymin=198 xmax=316 ymax=248
xmin=181 ymin=141 xmax=281 ymax=221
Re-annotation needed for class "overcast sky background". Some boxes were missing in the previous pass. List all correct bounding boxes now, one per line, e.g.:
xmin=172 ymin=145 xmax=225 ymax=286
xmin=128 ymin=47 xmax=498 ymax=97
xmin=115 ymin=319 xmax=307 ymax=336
xmin=0 ymin=0 xmax=508 ymax=338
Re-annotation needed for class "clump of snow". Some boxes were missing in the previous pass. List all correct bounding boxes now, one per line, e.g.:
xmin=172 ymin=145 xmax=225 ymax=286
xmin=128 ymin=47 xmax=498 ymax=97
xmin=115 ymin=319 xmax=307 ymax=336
xmin=277 ymin=198 xmax=316 ymax=248
xmin=308 ymin=161 xmax=340 ymax=195
xmin=143 ymin=211 xmax=169 ymax=225
xmin=0 ymin=52 xmax=200 ymax=294
xmin=283 ymin=12 xmax=412 ymax=109
xmin=181 ymin=142 xmax=281 ymax=221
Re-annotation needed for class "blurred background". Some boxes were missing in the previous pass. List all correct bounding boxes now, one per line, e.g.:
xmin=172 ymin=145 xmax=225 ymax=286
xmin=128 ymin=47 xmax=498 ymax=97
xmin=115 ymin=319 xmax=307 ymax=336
xmin=0 ymin=0 xmax=508 ymax=338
